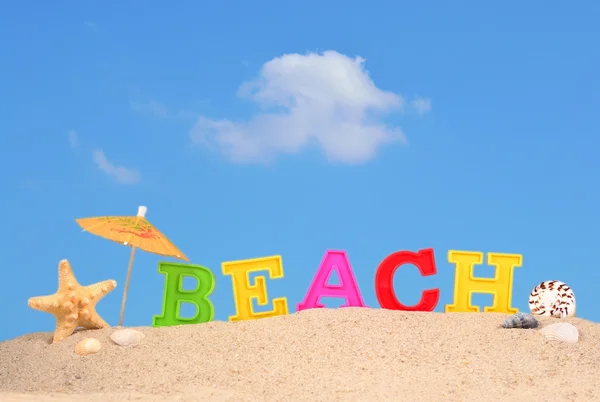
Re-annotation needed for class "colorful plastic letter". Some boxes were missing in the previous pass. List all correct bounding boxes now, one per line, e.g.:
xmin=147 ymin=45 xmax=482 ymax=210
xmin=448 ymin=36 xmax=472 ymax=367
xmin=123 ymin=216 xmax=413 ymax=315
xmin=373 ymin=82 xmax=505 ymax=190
xmin=221 ymin=255 xmax=288 ymax=321
xmin=445 ymin=250 xmax=522 ymax=314
xmin=152 ymin=262 xmax=216 ymax=327
xmin=296 ymin=250 xmax=366 ymax=311
xmin=374 ymin=248 xmax=440 ymax=311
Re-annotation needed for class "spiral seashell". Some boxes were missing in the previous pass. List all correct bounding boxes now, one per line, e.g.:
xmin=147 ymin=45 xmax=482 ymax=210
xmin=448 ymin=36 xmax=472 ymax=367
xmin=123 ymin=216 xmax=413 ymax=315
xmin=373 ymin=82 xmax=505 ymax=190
xmin=75 ymin=337 xmax=102 ymax=356
xmin=502 ymin=312 xmax=539 ymax=329
xmin=540 ymin=323 xmax=579 ymax=344
xmin=528 ymin=280 xmax=576 ymax=318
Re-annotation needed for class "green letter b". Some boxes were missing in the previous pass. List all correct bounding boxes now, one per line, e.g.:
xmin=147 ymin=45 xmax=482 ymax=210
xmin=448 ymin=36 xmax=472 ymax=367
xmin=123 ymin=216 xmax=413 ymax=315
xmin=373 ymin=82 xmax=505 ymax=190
xmin=152 ymin=262 xmax=215 ymax=327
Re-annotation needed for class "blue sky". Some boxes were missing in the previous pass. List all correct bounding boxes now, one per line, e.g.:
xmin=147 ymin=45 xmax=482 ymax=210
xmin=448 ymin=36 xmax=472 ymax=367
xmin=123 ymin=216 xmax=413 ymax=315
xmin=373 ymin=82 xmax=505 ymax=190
xmin=1 ymin=1 xmax=599 ymax=341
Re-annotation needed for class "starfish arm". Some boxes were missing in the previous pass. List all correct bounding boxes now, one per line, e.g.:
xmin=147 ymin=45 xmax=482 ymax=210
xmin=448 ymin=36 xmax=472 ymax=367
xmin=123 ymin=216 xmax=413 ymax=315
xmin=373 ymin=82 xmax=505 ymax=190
xmin=79 ymin=310 xmax=111 ymax=330
xmin=53 ymin=315 xmax=79 ymax=343
xmin=28 ymin=295 xmax=61 ymax=314
xmin=57 ymin=259 xmax=79 ymax=292
xmin=86 ymin=279 xmax=117 ymax=302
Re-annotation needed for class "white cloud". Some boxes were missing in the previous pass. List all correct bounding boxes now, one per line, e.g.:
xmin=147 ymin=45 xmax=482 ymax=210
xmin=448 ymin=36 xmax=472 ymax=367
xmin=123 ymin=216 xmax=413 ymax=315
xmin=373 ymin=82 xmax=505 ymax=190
xmin=130 ymin=100 xmax=168 ymax=118
xmin=68 ymin=130 xmax=78 ymax=148
xmin=412 ymin=97 xmax=432 ymax=115
xmin=190 ymin=50 xmax=423 ymax=164
xmin=92 ymin=150 xmax=140 ymax=185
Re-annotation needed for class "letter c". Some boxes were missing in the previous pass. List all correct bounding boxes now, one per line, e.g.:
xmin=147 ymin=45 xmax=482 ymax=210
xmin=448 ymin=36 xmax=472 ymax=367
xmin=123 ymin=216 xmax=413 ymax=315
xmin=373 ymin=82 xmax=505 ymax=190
xmin=374 ymin=248 xmax=440 ymax=311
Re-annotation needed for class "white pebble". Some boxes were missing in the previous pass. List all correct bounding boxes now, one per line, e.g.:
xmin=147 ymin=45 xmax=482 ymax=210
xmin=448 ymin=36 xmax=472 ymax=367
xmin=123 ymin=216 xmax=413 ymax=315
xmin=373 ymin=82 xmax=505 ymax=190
xmin=110 ymin=329 xmax=145 ymax=347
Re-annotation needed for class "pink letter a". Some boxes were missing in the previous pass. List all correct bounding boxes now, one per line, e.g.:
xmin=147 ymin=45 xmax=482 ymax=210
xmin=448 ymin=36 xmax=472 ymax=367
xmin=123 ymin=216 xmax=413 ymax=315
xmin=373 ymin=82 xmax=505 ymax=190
xmin=296 ymin=250 xmax=367 ymax=311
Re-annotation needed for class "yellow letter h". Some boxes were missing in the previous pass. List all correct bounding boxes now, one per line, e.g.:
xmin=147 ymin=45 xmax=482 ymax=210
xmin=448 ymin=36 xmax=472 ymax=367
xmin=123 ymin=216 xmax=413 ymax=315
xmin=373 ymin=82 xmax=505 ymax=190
xmin=445 ymin=250 xmax=522 ymax=314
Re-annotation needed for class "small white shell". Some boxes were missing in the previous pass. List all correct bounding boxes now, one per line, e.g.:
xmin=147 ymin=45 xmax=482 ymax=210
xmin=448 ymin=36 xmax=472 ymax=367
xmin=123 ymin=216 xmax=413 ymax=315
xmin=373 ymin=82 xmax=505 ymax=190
xmin=110 ymin=329 xmax=145 ymax=347
xmin=75 ymin=337 xmax=102 ymax=356
xmin=540 ymin=323 xmax=579 ymax=344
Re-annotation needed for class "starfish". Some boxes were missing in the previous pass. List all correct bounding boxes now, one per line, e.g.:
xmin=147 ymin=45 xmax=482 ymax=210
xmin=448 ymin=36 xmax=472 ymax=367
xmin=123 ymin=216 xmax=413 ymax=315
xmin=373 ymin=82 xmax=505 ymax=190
xmin=28 ymin=259 xmax=117 ymax=343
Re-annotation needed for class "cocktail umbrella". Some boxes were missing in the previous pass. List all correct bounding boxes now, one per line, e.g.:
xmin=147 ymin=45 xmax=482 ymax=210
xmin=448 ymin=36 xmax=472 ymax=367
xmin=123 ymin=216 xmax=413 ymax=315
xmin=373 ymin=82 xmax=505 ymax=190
xmin=75 ymin=206 xmax=188 ymax=326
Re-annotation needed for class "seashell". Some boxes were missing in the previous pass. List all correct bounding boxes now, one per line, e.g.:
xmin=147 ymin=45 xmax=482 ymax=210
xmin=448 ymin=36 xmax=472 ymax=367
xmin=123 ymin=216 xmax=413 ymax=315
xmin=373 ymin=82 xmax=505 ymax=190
xmin=502 ymin=312 xmax=539 ymax=329
xmin=75 ymin=337 xmax=102 ymax=356
xmin=528 ymin=280 xmax=576 ymax=318
xmin=540 ymin=323 xmax=579 ymax=344
xmin=110 ymin=329 xmax=145 ymax=347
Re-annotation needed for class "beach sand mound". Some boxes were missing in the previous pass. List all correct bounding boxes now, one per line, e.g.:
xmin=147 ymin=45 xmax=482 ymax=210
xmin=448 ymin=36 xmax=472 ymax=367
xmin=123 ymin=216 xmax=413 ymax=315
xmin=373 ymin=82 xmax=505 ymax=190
xmin=1 ymin=308 xmax=600 ymax=401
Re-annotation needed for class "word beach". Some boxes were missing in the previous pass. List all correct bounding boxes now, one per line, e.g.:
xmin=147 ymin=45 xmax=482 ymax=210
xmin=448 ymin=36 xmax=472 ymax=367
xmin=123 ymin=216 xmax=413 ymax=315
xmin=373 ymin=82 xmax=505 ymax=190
xmin=152 ymin=248 xmax=523 ymax=327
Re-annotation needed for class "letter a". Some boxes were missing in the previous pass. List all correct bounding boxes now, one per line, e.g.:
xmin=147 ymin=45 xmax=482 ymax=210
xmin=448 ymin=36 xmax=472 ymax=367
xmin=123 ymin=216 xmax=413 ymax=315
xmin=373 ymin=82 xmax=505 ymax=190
xmin=153 ymin=262 xmax=216 ymax=327
xmin=445 ymin=250 xmax=522 ymax=314
xmin=297 ymin=250 xmax=366 ymax=311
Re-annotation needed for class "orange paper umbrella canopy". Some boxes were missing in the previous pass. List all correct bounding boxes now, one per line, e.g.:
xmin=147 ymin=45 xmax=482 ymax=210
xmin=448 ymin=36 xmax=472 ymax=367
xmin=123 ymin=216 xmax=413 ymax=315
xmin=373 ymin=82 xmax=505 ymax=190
xmin=76 ymin=205 xmax=188 ymax=326
xmin=76 ymin=206 xmax=188 ymax=261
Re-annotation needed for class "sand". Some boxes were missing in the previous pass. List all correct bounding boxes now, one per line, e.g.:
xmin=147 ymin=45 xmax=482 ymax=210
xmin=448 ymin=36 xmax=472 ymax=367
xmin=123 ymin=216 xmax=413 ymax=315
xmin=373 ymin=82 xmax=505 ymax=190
xmin=1 ymin=308 xmax=600 ymax=402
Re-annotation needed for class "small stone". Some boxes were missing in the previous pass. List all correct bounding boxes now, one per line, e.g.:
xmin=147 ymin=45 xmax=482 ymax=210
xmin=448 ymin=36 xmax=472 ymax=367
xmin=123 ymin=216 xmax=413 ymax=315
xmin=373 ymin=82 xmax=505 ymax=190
xmin=502 ymin=312 xmax=539 ymax=329
xmin=110 ymin=329 xmax=145 ymax=347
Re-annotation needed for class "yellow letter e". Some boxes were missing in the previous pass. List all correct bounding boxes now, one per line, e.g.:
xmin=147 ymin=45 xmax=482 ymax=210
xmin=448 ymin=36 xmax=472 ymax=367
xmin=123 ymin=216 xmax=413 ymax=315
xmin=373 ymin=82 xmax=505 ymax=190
xmin=222 ymin=255 xmax=289 ymax=322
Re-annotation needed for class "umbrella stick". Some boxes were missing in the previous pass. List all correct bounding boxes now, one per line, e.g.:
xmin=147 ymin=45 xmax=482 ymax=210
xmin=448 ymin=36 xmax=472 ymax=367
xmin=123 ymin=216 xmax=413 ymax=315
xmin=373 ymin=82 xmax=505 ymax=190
xmin=118 ymin=246 xmax=137 ymax=327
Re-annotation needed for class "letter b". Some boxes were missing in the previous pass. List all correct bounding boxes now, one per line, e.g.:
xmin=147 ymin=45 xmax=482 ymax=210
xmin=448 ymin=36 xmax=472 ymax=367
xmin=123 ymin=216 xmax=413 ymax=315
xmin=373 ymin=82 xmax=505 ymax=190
xmin=153 ymin=262 xmax=216 ymax=327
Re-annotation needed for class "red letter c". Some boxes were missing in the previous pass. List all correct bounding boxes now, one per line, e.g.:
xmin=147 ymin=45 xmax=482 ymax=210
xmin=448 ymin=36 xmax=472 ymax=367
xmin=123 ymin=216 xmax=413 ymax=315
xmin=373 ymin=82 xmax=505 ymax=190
xmin=374 ymin=248 xmax=440 ymax=311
